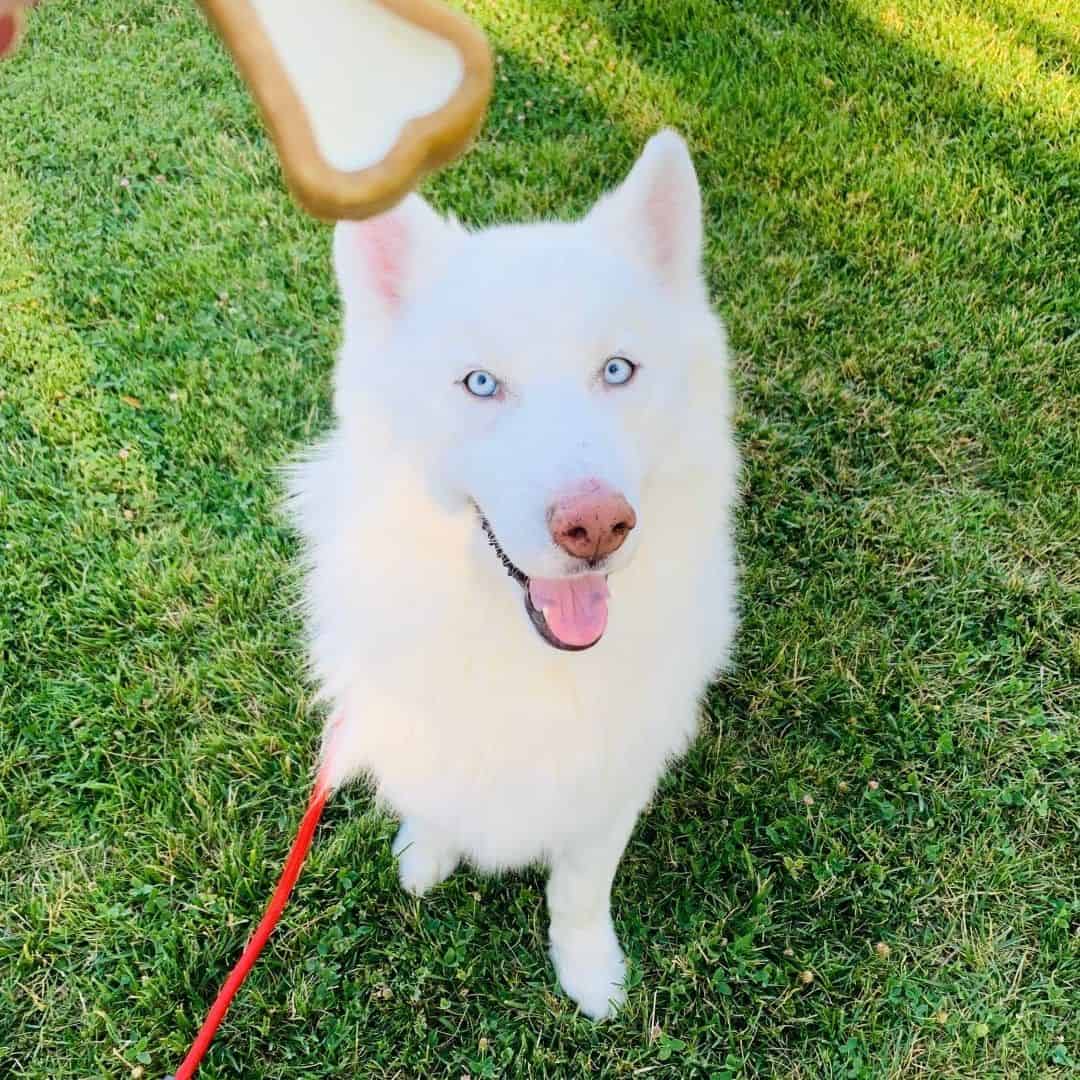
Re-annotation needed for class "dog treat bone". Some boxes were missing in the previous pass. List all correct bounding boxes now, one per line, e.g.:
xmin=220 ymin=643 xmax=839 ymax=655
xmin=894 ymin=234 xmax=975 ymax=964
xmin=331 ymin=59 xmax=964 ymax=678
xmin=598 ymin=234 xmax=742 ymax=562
xmin=198 ymin=0 xmax=493 ymax=219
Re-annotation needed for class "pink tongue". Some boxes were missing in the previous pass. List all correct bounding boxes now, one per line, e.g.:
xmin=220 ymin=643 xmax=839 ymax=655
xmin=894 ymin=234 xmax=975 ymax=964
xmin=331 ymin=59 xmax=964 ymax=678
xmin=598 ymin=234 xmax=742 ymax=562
xmin=528 ymin=573 xmax=609 ymax=647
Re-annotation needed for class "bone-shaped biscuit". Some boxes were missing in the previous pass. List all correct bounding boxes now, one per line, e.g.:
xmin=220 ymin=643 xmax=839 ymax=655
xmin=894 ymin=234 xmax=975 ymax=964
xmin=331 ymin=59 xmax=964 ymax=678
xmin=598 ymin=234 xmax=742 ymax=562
xmin=199 ymin=0 xmax=493 ymax=219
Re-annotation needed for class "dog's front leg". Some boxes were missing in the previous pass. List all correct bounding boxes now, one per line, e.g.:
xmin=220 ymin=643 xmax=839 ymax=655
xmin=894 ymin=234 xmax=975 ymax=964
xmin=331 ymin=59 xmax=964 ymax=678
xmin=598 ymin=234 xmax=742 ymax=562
xmin=546 ymin=810 xmax=637 ymax=1019
xmin=392 ymin=818 xmax=460 ymax=896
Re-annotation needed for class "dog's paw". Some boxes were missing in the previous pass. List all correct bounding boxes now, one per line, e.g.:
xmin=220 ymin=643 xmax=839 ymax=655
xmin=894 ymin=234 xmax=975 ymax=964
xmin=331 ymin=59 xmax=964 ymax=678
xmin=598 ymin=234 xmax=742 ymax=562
xmin=392 ymin=820 xmax=458 ymax=897
xmin=549 ymin=920 xmax=627 ymax=1020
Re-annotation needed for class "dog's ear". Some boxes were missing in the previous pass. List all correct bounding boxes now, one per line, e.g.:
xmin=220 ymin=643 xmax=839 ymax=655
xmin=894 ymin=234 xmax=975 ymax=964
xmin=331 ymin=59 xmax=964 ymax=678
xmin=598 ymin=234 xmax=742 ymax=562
xmin=333 ymin=194 xmax=463 ymax=336
xmin=588 ymin=130 xmax=703 ymax=296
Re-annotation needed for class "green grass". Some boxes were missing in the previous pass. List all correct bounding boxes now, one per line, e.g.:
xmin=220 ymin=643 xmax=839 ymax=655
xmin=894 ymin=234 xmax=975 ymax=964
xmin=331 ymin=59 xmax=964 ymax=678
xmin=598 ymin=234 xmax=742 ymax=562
xmin=2 ymin=0 xmax=1078 ymax=1076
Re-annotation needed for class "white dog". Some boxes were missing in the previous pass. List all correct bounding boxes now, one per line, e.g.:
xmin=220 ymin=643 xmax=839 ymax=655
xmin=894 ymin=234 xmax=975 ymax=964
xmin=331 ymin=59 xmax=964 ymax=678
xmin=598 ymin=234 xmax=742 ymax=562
xmin=288 ymin=130 xmax=739 ymax=1019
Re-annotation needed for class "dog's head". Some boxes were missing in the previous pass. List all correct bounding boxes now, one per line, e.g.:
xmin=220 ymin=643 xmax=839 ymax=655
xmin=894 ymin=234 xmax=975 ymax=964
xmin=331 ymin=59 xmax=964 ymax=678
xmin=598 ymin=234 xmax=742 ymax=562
xmin=332 ymin=131 xmax=722 ymax=651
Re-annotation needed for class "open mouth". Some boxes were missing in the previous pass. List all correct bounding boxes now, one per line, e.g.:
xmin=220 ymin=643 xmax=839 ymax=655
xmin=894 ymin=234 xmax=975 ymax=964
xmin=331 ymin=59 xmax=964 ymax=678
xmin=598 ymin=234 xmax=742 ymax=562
xmin=478 ymin=514 xmax=609 ymax=651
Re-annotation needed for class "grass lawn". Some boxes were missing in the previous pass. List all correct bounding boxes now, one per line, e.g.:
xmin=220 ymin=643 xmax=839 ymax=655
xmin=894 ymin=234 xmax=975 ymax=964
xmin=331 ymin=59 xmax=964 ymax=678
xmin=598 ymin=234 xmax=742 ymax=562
xmin=2 ymin=0 xmax=1078 ymax=1076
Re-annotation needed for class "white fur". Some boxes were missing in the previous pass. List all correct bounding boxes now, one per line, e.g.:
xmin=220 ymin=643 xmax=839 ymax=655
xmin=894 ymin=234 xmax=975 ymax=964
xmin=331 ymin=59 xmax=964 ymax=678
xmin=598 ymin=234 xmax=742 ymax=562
xmin=288 ymin=131 xmax=739 ymax=1019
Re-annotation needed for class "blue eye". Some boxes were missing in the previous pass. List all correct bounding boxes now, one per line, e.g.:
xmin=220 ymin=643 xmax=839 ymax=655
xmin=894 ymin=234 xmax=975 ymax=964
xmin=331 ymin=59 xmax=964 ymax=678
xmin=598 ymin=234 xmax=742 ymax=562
xmin=464 ymin=370 xmax=499 ymax=398
xmin=602 ymin=356 xmax=635 ymax=386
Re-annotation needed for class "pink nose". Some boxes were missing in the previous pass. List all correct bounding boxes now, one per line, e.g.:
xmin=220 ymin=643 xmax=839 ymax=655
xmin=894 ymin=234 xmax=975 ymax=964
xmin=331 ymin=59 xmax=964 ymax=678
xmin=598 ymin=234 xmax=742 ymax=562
xmin=549 ymin=483 xmax=637 ymax=560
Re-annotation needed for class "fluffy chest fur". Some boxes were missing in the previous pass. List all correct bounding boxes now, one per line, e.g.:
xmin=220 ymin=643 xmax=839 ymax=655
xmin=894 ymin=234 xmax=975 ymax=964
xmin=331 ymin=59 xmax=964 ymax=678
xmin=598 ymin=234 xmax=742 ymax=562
xmin=292 ymin=433 xmax=737 ymax=868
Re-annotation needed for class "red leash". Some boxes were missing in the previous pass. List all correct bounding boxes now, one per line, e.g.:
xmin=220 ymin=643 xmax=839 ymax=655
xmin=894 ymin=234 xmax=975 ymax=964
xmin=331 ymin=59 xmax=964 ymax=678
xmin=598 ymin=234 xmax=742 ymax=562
xmin=169 ymin=772 xmax=331 ymax=1079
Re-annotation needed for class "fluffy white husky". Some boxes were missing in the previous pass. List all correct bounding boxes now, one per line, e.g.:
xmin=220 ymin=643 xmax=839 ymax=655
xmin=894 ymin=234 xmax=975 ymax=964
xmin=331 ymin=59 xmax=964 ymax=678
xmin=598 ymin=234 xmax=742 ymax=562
xmin=288 ymin=130 xmax=739 ymax=1019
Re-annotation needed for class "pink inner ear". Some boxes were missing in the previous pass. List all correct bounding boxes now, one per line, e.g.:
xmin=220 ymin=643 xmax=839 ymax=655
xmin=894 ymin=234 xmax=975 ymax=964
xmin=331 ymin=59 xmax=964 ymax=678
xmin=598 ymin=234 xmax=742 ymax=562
xmin=645 ymin=182 xmax=677 ymax=273
xmin=359 ymin=214 xmax=409 ymax=310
